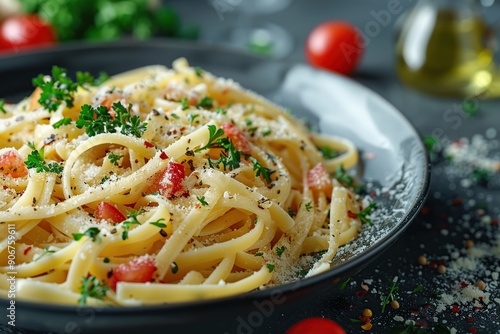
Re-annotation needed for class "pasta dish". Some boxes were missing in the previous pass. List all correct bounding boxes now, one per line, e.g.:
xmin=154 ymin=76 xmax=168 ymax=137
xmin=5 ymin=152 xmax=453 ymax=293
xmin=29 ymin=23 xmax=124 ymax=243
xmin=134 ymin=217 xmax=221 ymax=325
xmin=0 ymin=58 xmax=369 ymax=306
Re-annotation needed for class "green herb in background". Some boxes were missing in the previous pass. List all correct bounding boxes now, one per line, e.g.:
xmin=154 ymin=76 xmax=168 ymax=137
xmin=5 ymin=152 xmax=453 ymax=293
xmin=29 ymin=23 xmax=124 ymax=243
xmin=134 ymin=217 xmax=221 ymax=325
xmin=20 ymin=0 xmax=199 ymax=42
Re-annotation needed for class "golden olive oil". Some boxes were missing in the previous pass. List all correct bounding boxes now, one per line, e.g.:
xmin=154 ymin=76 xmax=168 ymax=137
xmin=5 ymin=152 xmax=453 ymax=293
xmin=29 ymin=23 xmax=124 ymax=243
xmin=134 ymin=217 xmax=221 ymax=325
xmin=396 ymin=9 xmax=494 ymax=97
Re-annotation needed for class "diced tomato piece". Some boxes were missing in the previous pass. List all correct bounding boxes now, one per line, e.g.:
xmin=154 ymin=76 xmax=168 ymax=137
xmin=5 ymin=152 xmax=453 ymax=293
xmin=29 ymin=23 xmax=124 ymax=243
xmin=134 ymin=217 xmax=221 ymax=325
xmin=307 ymin=163 xmax=333 ymax=197
xmin=110 ymin=257 xmax=156 ymax=291
xmin=0 ymin=150 xmax=28 ymax=178
xmin=221 ymin=123 xmax=252 ymax=154
xmin=157 ymin=161 xmax=187 ymax=199
xmin=94 ymin=201 xmax=126 ymax=223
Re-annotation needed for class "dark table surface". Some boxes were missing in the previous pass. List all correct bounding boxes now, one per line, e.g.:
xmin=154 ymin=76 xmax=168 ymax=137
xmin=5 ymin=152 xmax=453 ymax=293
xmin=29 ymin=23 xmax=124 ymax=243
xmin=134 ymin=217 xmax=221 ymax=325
xmin=2 ymin=1 xmax=500 ymax=333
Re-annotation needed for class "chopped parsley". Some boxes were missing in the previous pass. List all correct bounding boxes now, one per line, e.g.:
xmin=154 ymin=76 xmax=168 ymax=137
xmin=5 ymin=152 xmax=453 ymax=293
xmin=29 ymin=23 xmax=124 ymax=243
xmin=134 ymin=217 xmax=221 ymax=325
xmin=255 ymin=252 xmax=264 ymax=257
xmin=208 ymin=140 xmax=242 ymax=171
xmin=266 ymin=263 xmax=275 ymax=273
xmin=320 ymin=146 xmax=339 ymax=159
xmin=121 ymin=210 xmax=142 ymax=240
xmin=251 ymin=158 xmax=275 ymax=184
xmin=287 ymin=207 xmax=296 ymax=218
xmin=275 ymin=246 xmax=285 ymax=257
xmin=32 ymin=66 xmax=107 ymax=112
xmin=78 ymin=275 xmax=109 ymax=305
xmin=356 ymin=203 xmax=376 ymax=225
xmin=262 ymin=129 xmax=272 ymax=136
xmin=196 ymin=195 xmax=209 ymax=206
xmin=196 ymin=96 xmax=213 ymax=109
xmin=214 ymin=107 xmax=227 ymax=115
xmin=25 ymin=147 xmax=64 ymax=174
xmin=334 ymin=164 xmax=354 ymax=188
xmin=194 ymin=66 xmax=204 ymax=78
xmin=149 ymin=218 xmax=167 ymax=228
xmin=72 ymin=227 xmax=101 ymax=243
xmin=195 ymin=124 xmax=225 ymax=152
xmin=34 ymin=247 xmax=56 ymax=262
xmin=411 ymin=284 xmax=424 ymax=293
xmin=108 ymin=153 xmax=123 ymax=166
xmin=103 ymin=257 xmax=110 ymax=263
xmin=305 ymin=202 xmax=312 ymax=212
xmin=381 ymin=278 xmax=399 ymax=313
xmin=76 ymin=103 xmax=147 ymax=138
xmin=187 ymin=113 xmax=199 ymax=125
xmin=180 ymin=97 xmax=189 ymax=110
xmin=52 ymin=117 xmax=72 ymax=129
xmin=338 ymin=277 xmax=351 ymax=290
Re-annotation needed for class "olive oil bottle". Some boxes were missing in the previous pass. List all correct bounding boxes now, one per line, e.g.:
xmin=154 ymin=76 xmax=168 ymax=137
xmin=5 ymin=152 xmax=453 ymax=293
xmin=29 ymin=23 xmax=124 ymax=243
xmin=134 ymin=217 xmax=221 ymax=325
xmin=395 ymin=0 xmax=495 ymax=98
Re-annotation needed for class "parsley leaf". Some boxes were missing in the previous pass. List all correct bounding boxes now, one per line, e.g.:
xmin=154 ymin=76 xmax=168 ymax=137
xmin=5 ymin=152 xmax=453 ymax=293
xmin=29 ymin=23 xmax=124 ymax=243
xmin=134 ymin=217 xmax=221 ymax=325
xmin=275 ymin=246 xmax=285 ymax=257
xmin=149 ymin=218 xmax=167 ymax=228
xmin=195 ymin=124 xmax=225 ymax=152
xmin=121 ymin=210 xmax=142 ymax=240
xmin=180 ymin=97 xmax=189 ymax=110
xmin=266 ymin=264 xmax=275 ymax=273
xmin=52 ymin=117 xmax=72 ymax=129
xmin=33 ymin=66 xmax=107 ymax=113
xmin=34 ymin=247 xmax=56 ymax=262
xmin=72 ymin=227 xmax=101 ymax=243
xmin=196 ymin=96 xmax=213 ymax=109
xmin=381 ymin=278 xmax=399 ymax=313
xmin=320 ymin=146 xmax=339 ymax=159
xmin=0 ymin=98 xmax=6 ymax=114
xmin=335 ymin=164 xmax=354 ymax=188
xmin=251 ymin=158 xmax=275 ymax=184
xmin=196 ymin=195 xmax=209 ymax=206
xmin=305 ymin=202 xmax=312 ymax=212
xmin=78 ymin=275 xmax=108 ymax=305
xmin=76 ymin=103 xmax=147 ymax=138
xmin=25 ymin=147 xmax=63 ymax=174
xmin=356 ymin=203 xmax=376 ymax=225
xmin=108 ymin=152 xmax=123 ymax=166
xmin=194 ymin=66 xmax=204 ymax=78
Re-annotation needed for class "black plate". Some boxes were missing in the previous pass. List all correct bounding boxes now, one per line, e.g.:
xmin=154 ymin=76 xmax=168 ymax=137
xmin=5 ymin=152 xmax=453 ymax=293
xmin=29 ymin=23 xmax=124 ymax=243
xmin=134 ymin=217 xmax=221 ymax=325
xmin=0 ymin=40 xmax=430 ymax=334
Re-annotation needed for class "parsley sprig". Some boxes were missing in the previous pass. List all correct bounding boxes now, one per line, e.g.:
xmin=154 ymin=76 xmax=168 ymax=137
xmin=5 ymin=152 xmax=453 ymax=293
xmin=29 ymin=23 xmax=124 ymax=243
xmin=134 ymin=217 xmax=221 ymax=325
xmin=78 ymin=275 xmax=109 ymax=305
xmin=34 ymin=247 xmax=56 ymax=262
xmin=381 ymin=278 xmax=399 ymax=313
xmin=32 ymin=66 xmax=107 ymax=112
xmin=76 ymin=103 xmax=147 ymax=137
xmin=121 ymin=210 xmax=143 ymax=240
xmin=195 ymin=124 xmax=225 ymax=152
xmin=25 ymin=147 xmax=63 ymax=174
xmin=251 ymin=158 xmax=275 ymax=184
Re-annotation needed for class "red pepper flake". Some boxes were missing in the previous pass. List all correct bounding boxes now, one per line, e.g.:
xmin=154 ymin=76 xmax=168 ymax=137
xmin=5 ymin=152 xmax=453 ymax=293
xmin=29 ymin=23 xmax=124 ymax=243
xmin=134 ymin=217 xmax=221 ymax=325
xmin=2 ymin=185 xmax=7 ymax=190
xmin=451 ymin=198 xmax=463 ymax=206
xmin=469 ymin=327 xmax=477 ymax=334
xmin=428 ymin=260 xmax=446 ymax=269
xmin=355 ymin=290 xmax=368 ymax=298
xmin=491 ymin=218 xmax=498 ymax=226
xmin=467 ymin=316 xmax=474 ymax=323
xmin=422 ymin=303 xmax=431 ymax=309
xmin=415 ymin=321 xmax=427 ymax=327
xmin=144 ymin=141 xmax=154 ymax=148
xmin=410 ymin=309 xmax=419 ymax=315
xmin=420 ymin=206 xmax=430 ymax=215
xmin=347 ymin=210 xmax=358 ymax=219
xmin=438 ymin=213 xmax=447 ymax=220
xmin=359 ymin=315 xmax=371 ymax=323
xmin=23 ymin=246 xmax=32 ymax=255
xmin=473 ymin=306 xmax=483 ymax=311
xmin=460 ymin=281 xmax=469 ymax=288
xmin=452 ymin=304 xmax=460 ymax=313
xmin=159 ymin=152 xmax=168 ymax=160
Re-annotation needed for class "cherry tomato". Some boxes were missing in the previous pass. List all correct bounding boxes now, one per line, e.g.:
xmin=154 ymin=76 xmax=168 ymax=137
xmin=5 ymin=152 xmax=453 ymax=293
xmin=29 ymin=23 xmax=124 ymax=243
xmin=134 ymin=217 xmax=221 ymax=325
xmin=287 ymin=318 xmax=347 ymax=334
xmin=221 ymin=123 xmax=252 ymax=154
xmin=0 ymin=14 xmax=56 ymax=53
xmin=157 ymin=161 xmax=187 ymax=199
xmin=305 ymin=21 xmax=364 ymax=75
xmin=110 ymin=257 xmax=157 ymax=291
xmin=307 ymin=163 xmax=333 ymax=197
xmin=0 ymin=149 xmax=28 ymax=178
xmin=94 ymin=201 xmax=126 ymax=224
